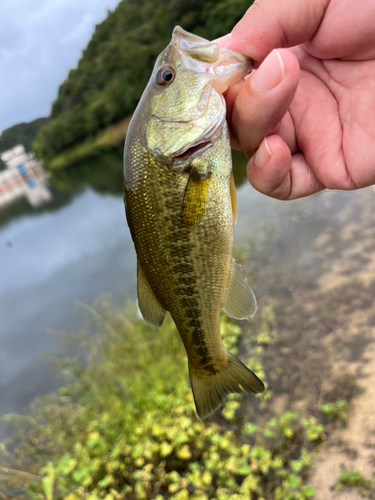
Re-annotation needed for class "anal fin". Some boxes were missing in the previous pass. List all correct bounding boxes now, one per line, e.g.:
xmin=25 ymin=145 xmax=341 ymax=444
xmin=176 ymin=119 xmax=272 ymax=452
xmin=137 ymin=261 xmax=166 ymax=327
xmin=222 ymin=260 xmax=257 ymax=319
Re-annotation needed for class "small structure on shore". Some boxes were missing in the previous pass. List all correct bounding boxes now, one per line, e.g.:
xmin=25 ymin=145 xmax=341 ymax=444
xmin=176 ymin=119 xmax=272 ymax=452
xmin=0 ymin=145 xmax=52 ymax=208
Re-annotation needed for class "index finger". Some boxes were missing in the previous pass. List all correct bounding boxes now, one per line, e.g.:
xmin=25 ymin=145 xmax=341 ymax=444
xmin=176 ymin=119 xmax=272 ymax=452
xmin=223 ymin=0 xmax=329 ymax=62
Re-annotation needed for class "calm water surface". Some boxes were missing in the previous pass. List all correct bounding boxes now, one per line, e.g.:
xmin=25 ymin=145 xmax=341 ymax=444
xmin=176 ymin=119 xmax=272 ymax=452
xmin=0 ymin=149 xmax=367 ymax=418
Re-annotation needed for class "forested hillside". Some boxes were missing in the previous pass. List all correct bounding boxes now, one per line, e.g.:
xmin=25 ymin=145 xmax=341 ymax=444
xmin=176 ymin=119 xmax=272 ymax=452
xmin=0 ymin=117 xmax=49 ymax=154
xmin=34 ymin=0 xmax=253 ymax=166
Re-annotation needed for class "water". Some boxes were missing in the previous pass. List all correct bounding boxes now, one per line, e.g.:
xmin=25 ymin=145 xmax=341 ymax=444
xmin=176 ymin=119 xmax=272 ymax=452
xmin=0 ymin=146 xmax=373 ymax=420
xmin=0 ymin=149 xmax=137 ymax=416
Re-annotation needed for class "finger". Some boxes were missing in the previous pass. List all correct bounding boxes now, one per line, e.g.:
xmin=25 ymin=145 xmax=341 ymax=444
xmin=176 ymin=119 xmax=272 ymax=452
xmin=230 ymin=49 xmax=299 ymax=158
xmin=287 ymin=66 xmax=355 ymax=190
xmin=303 ymin=0 xmax=375 ymax=60
xmin=222 ymin=0 xmax=329 ymax=62
xmin=223 ymin=80 xmax=243 ymax=149
xmin=247 ymin=135 xmax=325 ymax=200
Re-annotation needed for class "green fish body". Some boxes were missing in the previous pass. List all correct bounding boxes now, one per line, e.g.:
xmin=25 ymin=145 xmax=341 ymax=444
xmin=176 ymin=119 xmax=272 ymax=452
xmin=124 ymin=27 xmax=264 ymax=418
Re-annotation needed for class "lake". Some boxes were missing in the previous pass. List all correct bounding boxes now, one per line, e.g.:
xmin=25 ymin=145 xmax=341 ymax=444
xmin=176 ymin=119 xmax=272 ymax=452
xmin=0 ymin=147 xmax=373 ymax=426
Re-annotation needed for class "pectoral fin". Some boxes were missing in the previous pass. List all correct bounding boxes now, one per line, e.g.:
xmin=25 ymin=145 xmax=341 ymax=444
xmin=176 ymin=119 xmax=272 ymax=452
xmin=222 ymin=260 xmax=257 ymax=319
xmin=230 ymin=171 xmax=238 ymax=225
xmin=180 ymin=169 xmax=210 ymax=230
xmin=137 ymin=261 xmax=166 ymax=327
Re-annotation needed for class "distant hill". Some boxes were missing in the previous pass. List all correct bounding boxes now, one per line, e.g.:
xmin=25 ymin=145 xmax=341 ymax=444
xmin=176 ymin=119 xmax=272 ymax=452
xmin=33 ymin=0 xmax=253 ymax=167
xmin=0 ymin=117 xmax=49 ymax=170
xmin=0 ymin=117 xmax=49 ymax=154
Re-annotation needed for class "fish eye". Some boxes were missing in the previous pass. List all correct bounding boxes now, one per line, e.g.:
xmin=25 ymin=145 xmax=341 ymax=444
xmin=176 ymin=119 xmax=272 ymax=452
xmin=156 ymin=66 xmax=175 ymax=86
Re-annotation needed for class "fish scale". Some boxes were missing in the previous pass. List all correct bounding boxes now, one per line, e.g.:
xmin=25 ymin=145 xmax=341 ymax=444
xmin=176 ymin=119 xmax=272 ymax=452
xmin=125 ymin=132 xmax=232 ymax=368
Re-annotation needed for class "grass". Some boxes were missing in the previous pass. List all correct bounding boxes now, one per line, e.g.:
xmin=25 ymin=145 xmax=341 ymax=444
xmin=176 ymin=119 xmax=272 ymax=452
xmin=45 ymin=116 xmax=132 ymax=171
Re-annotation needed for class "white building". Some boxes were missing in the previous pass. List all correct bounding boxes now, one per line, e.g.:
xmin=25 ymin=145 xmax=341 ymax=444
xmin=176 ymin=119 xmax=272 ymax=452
xmin=1 ymin=144 xmax=30 ymax=170
xmin=0 ymin=145 xmax=52 ymax=208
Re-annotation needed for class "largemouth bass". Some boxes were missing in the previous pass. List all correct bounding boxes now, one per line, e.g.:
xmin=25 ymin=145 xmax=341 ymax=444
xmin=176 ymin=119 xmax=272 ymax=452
xmin=124 ymin=26 xmax=264 ymax=418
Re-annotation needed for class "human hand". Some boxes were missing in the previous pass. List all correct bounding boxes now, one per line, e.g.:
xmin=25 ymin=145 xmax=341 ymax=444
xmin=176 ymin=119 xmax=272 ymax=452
xmin=218 ymin=0 xmax=375 ymax=200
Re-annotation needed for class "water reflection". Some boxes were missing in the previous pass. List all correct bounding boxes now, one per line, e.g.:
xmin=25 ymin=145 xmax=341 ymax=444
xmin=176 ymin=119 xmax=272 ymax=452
xmin=49 ymin=147 xmax=124 ymax=196
xmin=0 ymin=148 xmax=134 ymax=418
xmin=0 ymin=151 xmax=124 ymax=239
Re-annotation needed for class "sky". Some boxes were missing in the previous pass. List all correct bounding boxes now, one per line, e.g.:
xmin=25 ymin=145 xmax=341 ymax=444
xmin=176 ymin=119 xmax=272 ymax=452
xmin=0 ymin=0 xmax=121 ymax=135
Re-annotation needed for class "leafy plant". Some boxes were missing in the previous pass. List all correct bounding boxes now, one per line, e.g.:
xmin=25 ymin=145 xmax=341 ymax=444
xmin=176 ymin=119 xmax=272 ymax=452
xmin=335 ymin=468 xmax=373 ymax=494
xmin=320 ymin=400 xmax=347 ymax=425
xmin=0 ymin=299 xmax=322 ymax=500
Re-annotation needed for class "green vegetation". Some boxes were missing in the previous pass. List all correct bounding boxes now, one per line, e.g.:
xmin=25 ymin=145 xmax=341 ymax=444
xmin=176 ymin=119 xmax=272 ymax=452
xmin=44 ymin=117 xmax=131 ymax=171
xmin=320 ymin=400 xmax=347 ymax=426
xmin=33 ymin=0 xmax=254 ymax=168
xmin=49 ymin=147 xmax=124 ymax=196
xmin=0 ymin=117 xmax=49 ymax=154
xmin=1 ymin=299 xmax=322 ymax=500
xmin=335 ymin=468 xmax=374 ymax=495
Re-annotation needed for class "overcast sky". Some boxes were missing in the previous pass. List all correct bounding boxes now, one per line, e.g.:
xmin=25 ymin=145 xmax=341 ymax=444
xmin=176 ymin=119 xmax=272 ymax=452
xmin=0 ymin=0 xmax=121 ymax=134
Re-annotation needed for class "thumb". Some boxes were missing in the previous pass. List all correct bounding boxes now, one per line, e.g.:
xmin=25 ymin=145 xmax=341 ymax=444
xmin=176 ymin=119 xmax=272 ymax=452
xmin=224 ymin=0 xmax=329 ymax=62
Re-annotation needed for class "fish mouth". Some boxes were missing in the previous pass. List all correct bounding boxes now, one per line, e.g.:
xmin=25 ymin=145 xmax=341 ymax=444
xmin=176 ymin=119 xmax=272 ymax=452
xmin=171 ymin=113 xmax=225 ymax=164
xmin=172 ymin=141 xmax=212 ymax=161
xmin=147 ymin=89 xmax=226 ymax=166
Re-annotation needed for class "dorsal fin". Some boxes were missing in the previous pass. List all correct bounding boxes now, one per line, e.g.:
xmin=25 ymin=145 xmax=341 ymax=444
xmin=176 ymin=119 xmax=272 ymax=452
xmin=137 ymin=261 xmax=166 ymax=327
xmin=222 ymin=260 xmax=257 ymax=319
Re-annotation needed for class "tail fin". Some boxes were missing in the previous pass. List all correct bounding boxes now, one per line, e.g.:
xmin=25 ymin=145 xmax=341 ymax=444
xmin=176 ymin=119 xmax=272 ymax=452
xmin=189 ymin=352 xmax=265 ymax=419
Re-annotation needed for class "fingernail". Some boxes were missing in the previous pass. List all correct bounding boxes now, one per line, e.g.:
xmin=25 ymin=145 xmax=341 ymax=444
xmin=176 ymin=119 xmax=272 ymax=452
xmin=254 ymin=137 xmax=272 ymax=167
xmin=251 ymin=49 xmax=285 ymax=92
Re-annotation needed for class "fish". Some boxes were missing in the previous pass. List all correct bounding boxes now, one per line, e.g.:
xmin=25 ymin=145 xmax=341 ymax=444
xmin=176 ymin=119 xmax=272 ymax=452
xmin=124 ymin=26 xmax=265 ymax=419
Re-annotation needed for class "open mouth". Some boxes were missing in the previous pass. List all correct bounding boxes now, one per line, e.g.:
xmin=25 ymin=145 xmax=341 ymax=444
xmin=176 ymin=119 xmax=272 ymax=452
xmin=173 ymin=141 xmax=212 ymax=161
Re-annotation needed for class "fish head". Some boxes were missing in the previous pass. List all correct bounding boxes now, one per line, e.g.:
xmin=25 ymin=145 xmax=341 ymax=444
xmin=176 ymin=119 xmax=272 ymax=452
xmin=135 ymin=26 xmax=252 ymax=167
